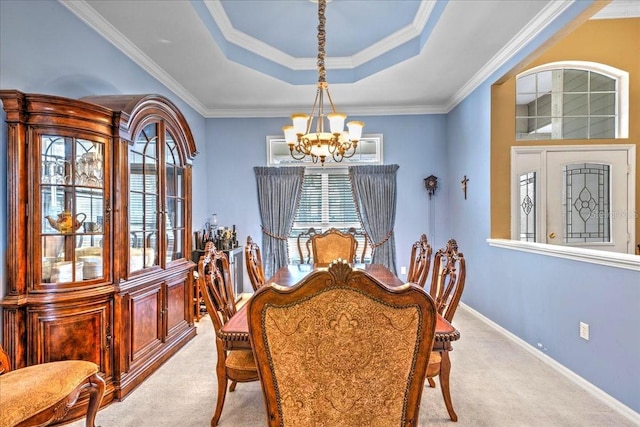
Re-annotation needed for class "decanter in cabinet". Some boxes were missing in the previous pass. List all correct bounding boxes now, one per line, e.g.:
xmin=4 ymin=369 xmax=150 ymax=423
xmin=1 ymin=91 xmax=198 ymax=417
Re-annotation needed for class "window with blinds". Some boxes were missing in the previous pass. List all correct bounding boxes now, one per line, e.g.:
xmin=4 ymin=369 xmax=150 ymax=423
xmin=288 ymin=170 xmax=371 ymax=263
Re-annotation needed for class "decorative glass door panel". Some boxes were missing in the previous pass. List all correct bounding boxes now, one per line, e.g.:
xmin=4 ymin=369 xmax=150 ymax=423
xmin=40 ymin=135 xmax=105 ymax=284
xmin=518 ymin=172 xmax=536 ymax=242
xmin=129 ymin=124 xmax=160 ymax=272
xmin=547 ymin=149 xmax=629 ymax=252
xmin=563 ymin=163 xmax=611 ymax=243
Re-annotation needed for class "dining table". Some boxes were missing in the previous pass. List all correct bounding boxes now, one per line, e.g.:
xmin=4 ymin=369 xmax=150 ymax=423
xmin=219 ymin=263 xmax=460 ymax=352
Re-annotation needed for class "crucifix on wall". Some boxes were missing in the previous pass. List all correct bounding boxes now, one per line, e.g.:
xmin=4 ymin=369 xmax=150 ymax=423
xmin=461 ymin=175 xmax=469 ymax=200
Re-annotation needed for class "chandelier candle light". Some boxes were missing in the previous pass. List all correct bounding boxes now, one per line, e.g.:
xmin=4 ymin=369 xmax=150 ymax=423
xmin=282 ymin=0 xmax=364 ymax=166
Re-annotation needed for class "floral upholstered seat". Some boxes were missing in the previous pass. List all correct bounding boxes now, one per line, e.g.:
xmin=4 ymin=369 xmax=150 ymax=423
xmin=0 ymin=346 xmax=104 ymax=427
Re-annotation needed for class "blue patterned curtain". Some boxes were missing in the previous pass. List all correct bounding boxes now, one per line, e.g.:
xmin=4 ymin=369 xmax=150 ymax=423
xmin=254 ymin=167 xmax=305 ymax=278
xmin=349 ymin=164 xmax=399 ymax=274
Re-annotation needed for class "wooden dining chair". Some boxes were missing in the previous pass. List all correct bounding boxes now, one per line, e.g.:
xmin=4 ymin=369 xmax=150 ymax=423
xmin=347 ymin=227 xmax=370 ymax=263
xmin=406 ymin=233 xmax=432 ymax=287
xmin=198 ymin=241 xmax=259 ymax=426
xmin=310 ymin=227 xmax=356 ymax=265
xmin=0 ymin=344 xmax=105 ymax=427
xmin=247 ymin=260 xmax=437 ymax=427
xmin=244 ymin=235 xmax=266 ymax=291
xmin=425 ymin=238 xmax=466 ymax=422
xmin=295 ymin=227 xmax=317 ymax=264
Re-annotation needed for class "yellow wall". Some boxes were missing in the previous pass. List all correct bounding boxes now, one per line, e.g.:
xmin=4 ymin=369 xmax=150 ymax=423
xmin=491 ymin=18 xmax=640 ymax=241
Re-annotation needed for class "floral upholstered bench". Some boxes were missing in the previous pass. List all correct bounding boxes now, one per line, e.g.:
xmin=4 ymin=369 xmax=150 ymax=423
xmin=0 ymin=345 xmax=105 ymax=427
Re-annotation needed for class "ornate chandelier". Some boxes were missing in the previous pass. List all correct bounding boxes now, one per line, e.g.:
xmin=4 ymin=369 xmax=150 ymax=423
xmin=282 ymin=0 xmax=364 ymax=166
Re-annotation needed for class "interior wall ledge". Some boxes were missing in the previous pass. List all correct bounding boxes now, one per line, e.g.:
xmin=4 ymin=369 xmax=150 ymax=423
xmin=487 ymin=239 xmax=640 ymax=272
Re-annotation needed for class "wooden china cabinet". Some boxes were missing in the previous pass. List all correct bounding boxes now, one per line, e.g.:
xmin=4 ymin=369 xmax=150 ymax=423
xmin=1 ymin=90 xmax=197 ymax=419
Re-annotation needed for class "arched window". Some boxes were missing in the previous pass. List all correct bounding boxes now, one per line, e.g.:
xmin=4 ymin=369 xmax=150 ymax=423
xmin=515 ymin=61 xmax=628 ymax=140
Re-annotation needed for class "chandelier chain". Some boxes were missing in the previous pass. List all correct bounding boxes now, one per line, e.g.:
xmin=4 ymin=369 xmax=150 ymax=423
xmin=317 ymin=0 xmax=326 ymax=84
xmin=282 ymin=0 xmax=364 ymax=166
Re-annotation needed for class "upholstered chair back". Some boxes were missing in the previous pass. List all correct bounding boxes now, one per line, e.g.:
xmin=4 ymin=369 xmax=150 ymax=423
xmin=310 ymin=228 xmax=356 ymax=265
xmin=247 ymin=260 xmax=437 ymax=427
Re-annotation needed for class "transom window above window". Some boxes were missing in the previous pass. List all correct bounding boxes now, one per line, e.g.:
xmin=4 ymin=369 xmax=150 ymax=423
xmin=515 ymin=61 xmax=628 ymax=140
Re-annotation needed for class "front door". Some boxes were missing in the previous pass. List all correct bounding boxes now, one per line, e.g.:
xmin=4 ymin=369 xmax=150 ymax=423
xmin=546 ymin=149 xmax=630 ymax=253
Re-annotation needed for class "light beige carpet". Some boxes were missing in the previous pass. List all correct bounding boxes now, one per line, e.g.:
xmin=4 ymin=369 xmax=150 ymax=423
xmin=64 ymin=305 xmax=636 ymax=426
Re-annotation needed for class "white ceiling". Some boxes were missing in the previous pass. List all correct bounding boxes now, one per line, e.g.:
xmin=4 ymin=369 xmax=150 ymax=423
xmin=60 ymin=0 xmax=638 ymax=118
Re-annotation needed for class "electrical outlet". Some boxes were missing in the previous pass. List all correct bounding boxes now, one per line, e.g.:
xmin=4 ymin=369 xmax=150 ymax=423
xmin=400 ymin=266 xmax=407 ymax=275
xmin=579 ymin=322 xmax=590 ymax=340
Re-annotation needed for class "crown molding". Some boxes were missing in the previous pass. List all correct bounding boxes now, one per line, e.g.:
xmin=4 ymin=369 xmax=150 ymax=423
xmin=445 ymin=0 xmax=638 ymax=112
xmin=57 ymin=0 xmax=629 ymax=119
xmin=350 ymin=1 xmax=438 ymax=68
xmin=200 ymin=103 xmax=447 ymax=119
xmin=444 ymin=0 xmax=575 ymax=112
xmin=203 ymin=0 xmax=314 ymax=70
xmin=58 ymin=0 xmax=209 ymax=116
xmin=204 ymin=0 xmax=438 ymax=71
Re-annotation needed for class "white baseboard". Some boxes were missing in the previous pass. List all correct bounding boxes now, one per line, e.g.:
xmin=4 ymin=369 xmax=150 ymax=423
xmin=460 ymin=303 xmax=640 ymax=425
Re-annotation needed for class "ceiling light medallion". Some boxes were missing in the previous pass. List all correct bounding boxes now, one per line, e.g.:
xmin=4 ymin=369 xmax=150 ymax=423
xmin=282 ymin=0 xmax=364 ymax=166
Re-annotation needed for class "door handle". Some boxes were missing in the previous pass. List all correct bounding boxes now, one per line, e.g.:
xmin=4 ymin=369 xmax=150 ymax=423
xmin=548 ymin=232 xmax=556 ymax=239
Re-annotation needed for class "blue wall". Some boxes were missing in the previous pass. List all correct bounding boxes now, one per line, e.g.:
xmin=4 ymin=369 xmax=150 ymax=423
xmin=204 ymin=114 xmax=449 ymax=272
xmin=1 ymin=0 xmax=638 ymax=415
xmin=443 ymin=1 xmax=640 ymax=413
xmin=448 ymin=80 xmax=640 ymax=413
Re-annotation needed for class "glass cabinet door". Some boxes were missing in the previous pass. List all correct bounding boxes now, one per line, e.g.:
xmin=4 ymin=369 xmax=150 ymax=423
xmin=129 ymin=123 xmax=160 ymax=273
xmin=128 ymin=124 xmax=187 ymax=273
xmin=165 ymin=130 xmax=186 ymax=262
xmin=40 ymin=135 xmax=105 ymax=284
